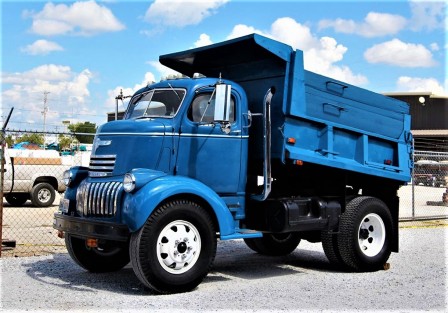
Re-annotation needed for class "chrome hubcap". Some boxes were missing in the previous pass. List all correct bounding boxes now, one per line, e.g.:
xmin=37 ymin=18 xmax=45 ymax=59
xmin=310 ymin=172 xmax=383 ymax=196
xmin=357 ymin=213 xmax=386 ymax=257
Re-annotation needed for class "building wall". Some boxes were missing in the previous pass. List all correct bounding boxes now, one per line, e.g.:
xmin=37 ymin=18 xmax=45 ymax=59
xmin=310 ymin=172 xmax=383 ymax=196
xmin=388 ymin=95 xmax=448 ymax=130
xmin=107 ymin=111 xmax=125 ymax=122
xmin=387 ymin=94 xmax=447 ymax=152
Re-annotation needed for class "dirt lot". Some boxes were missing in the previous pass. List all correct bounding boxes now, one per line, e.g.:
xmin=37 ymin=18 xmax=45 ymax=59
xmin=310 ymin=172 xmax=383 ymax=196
xmin=1 ymin=226 xmax=446 ymax=311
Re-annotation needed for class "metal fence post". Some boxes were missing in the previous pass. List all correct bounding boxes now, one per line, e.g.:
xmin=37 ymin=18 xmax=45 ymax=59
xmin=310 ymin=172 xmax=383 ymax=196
xmin=411 ymin=138 xmax=415 ymax=220
xmin=1 ymin=108 xmax=14 ymax=257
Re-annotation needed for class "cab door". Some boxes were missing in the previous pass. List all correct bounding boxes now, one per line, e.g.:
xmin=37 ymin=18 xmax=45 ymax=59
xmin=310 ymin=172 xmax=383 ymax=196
xmin=176 ymin=89 xmax=246 ymax=194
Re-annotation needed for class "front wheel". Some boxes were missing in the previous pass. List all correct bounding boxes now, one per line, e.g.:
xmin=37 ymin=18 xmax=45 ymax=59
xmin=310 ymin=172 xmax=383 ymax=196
xmin=65 ymin=235 xmax=130 ymax=272
xmin=130 ymin=200 xmax=217 ymax=294
xmin=244 ymin=232 xmax=301 ymax=256
xmin=337 ymin=196 xmax=393 ymax=271
xmin=30 ymin=182 xmax=56 ymax=207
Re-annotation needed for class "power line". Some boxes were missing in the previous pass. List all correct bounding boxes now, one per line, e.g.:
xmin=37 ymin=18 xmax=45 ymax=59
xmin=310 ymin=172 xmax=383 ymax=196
xmin=5 ymin=128 xmax=95 ymax=136
xmin=1 ymin=107 xmax=106 ymax=117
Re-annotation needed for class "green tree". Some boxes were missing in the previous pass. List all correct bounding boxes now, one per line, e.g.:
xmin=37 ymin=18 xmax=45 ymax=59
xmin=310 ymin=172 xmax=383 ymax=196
xmin=68 ymin=122 xmax=96 ymax=144
xmin=5 ymin=135 xmax=14 ymax=147
xmin=17 ymin=133 xmax=44 ymax=145
xmin=58 ymin=135 xmax=72 ymax=150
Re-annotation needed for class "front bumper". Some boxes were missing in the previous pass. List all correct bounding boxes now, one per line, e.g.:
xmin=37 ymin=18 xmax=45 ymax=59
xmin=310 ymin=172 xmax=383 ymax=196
xmin=53 ymin=213 xmax=130 ymax=242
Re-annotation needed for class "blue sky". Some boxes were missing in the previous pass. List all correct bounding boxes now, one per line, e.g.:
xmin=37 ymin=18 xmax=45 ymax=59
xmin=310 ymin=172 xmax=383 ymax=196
xmin=1 ymin=0 xmax=446 ymax=132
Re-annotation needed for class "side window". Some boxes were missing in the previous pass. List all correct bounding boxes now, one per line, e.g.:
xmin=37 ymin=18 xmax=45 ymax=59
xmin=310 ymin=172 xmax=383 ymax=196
xmin=190 ymin=93 xmax=235 ymax=123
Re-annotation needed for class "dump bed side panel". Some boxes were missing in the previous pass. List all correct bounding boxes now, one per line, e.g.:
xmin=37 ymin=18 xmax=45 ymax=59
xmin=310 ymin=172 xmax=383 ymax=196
xmin=284 ymin=54 xmax=412 ymax=182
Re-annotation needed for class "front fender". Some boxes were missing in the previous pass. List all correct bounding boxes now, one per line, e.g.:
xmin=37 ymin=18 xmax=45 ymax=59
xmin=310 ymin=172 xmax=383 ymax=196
xmin=122 ymin=175 xmax=235 ymax=237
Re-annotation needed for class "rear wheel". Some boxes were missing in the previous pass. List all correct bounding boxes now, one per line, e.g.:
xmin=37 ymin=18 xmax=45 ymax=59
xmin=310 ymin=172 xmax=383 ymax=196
xmin=337 ymin=196 xmax=393 ymax=271
xmin=30 ymin=182 xmax=56 ymax=207
xmin=244 ymin=232 xmax=301 ymax=256
xmin=65 ymin=235 xmax=130 ymax=272
xmin=130 ymin=200 xmax=217 ymax=294
xmin=5 ymin=193 xmax=28 ymax=206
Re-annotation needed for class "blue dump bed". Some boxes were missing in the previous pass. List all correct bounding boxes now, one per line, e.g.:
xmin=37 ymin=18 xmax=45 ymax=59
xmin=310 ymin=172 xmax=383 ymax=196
xmin=160 ymin=34 xmax=412 ymax=182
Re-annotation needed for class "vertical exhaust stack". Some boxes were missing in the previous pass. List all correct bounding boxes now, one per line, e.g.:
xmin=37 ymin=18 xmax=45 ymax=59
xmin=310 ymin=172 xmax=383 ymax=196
xmin=252 ymin=87 xmax=275 ymax=201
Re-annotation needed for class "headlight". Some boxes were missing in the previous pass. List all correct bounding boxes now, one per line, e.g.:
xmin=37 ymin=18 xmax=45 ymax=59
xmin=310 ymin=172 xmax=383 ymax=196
xmin=63 ymin=170 xmax=72 ymax=186
xmin=123 ymin=173 xmax=136 ymax=193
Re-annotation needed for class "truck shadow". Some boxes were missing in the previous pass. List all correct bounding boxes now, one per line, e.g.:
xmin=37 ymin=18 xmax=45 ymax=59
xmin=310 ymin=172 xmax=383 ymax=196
xmin=21 ymin=240 xmax=340 ymax=296
xmin=208 ymin=239 xmax=342 ymax=282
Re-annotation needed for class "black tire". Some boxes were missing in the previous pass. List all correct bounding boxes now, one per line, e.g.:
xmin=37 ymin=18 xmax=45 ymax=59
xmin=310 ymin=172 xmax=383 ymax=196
xmin=5 ymin=193 xmax=29 ymax=206
xmin=337 ymin=196 xmax=393 ymax=272
xmin=243 ymin=237 xmax=260 ymax=252
xmin=30 ymin=182 xmax=56 ymax=207
xmin=243 ymin=233 xmax=301 ymax=256
xmin=65 ymin=235 xmax=130 ymax=272
xmin=321 ymin=230 xmax=345 ymax=268
xmin=130 ymin=200 xmax=217 ymax=294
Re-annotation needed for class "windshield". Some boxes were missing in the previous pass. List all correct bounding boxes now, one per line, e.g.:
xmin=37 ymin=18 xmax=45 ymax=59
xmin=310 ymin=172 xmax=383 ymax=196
xmin=127 ymin=88 xmax=186 ymax=119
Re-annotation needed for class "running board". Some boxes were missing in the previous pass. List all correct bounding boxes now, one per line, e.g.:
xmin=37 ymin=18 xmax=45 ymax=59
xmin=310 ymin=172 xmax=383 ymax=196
xmin=220 ymin=229 xmax=263 ymax=240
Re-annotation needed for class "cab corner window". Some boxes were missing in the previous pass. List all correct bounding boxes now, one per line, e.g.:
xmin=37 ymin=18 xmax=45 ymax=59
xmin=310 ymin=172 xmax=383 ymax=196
xmin=190 ymin=93 xmax=235 ymax=123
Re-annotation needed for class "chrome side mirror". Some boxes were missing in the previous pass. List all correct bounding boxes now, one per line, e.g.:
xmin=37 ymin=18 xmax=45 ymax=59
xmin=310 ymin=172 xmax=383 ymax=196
xmin=213 ymin=84 xmax=231 ymax=122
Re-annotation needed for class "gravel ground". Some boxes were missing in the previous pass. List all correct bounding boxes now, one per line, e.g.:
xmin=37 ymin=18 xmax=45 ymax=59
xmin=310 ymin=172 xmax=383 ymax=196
xmin=1 ymin=226 xmax=446 ymax=312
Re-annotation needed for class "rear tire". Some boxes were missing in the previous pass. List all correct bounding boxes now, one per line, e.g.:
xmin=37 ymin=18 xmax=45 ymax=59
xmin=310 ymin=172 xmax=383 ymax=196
xmin=337 ymin=196 xmax=393 ymax=271
xmin=130 ymin=200 xmax=217 ymax=294
xmin=65 ymin=235 xmax=130 ymax=272
xmin=30 ymin=182 xmax=56 ymax=207
xmin=321 ymin=230 xmax=345 ymax=268
xmin=244 ymin=232 xmax=301 ymax=256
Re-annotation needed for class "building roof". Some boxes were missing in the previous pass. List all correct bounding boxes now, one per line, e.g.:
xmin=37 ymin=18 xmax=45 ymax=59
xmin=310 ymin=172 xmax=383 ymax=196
xmin=383 ymin=92 xmax=448 ymax=99
xmin=411 ymin=129 xmax=448 ymax=136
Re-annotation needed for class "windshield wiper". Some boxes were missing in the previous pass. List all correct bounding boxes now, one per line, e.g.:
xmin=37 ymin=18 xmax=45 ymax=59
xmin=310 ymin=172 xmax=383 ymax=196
xmin=167 ymin=83 xmax=181 ymax=101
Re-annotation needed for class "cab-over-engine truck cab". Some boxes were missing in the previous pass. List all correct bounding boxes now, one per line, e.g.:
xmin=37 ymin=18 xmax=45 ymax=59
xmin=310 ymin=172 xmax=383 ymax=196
xmin=54 ymin=34 xmax=412 ymax=294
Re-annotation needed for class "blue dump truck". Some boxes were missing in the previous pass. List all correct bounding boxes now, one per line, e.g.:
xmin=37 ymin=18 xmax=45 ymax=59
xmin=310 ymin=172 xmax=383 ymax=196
xmin=54 ymin=34 xmax=412 ymax=293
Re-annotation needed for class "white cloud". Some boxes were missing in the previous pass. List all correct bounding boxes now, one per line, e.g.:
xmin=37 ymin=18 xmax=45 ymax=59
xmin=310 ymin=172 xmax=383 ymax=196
xmin=305 ymin=37 xmax=367 ymax=85
xmin=226 ymin=17 xmax=367 ymax=85
xmin=397 ymin=76 xmax=446 ymax=95
xmin=319 ymin=12 xmax=407 ymax=37
xmin=147 ymin=61 xmax=181 ymax=80
xmin=144 ymin=0 xmax=228 ymax=28
xmin=1 ymin=65 xmax=93 ymax=129
xmin=319 ymin=1 xmax=446 ymax=36
xmin=28 ymin=1 xmax=125 ymax=36
xmin=409 ymin=0 xmax=446 ymax=31
xmin=226 ymin=24 xmax=264 ymax=40
xmin=429 ymin=42 xmax=440 ymax=51
xmin=364 ymin=39 xmax=436 ymax=67
xmin=194 ymin=34 xmax=213 ymax=47
xmin=21 ymin=39 xmax=64 ymax=55
xmin=270 ymin=17 xmax=320 ymax=51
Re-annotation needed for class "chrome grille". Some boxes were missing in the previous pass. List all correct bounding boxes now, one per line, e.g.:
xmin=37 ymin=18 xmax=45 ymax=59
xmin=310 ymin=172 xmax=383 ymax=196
xmin=76 ymin=181 xmax=123 ymax=217
xmin=89 ymin=155 xmax=116 ymax=177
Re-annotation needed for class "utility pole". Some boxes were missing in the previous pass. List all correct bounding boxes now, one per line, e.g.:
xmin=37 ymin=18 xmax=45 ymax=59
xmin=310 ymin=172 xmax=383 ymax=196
xmin=115 ymin=89 xmax=131 ymax=120
xmin=42 ymin=91 xmax=50 ymax=149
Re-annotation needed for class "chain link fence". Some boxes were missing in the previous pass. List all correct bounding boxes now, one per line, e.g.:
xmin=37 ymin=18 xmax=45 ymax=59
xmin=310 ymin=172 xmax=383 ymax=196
xmin=1 ymin=130 xmax=91 ymax=257
xmin=1 ymin=131 xmax=447 ymax=257
xmin=399 ymin=151 xmax=448 ymax=221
